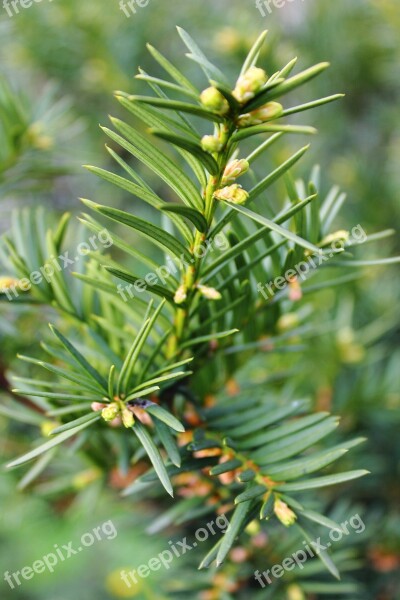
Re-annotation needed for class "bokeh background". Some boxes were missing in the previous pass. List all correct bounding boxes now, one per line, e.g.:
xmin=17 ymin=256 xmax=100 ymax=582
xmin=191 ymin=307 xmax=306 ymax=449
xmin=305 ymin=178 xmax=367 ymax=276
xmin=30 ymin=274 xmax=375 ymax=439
xmin=0 ymin=0 xmax=399 ymax=598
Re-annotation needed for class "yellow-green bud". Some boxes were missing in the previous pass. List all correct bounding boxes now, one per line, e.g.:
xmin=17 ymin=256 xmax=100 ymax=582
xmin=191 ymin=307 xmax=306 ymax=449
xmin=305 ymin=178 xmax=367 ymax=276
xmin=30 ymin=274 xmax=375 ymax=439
xmin=174 ymin=284 xmax=187 ymax=305
xmin=101 ymin=402 xmax=120 ymax=422
xmin=197 ymin=284 xmax=222 ymax=300
xmin=245 ymin=520 xmax=261 ymax=535
xmin=201 ymin=135 xmax=223 ymax=153
xmin=200 ymin=87 xmax=229 ymax=115
xmin=274 ymin=499 xmax=297 ymax=526
xmin=0 ymin=276 xmax=19 ymax=290
xmin=0 ymin=276 xmax=29 ymax=295
xmin=106 ymin=568 xmax=144 ymax=597
xmin=41 ymin=420 xmax=59 ymax=437
xmin=121 ymin=407 xmax=135 ymax=428
xmin=233 ymin=66 xmax=268 ymax=103
xmin=221 ymin=159 xmax=249 ymax=185
xmin=73 ymin=468 xmax=101 ymax=490
xmin=27 ymin=123 xmax=53 ymax=150
xmin=277 ymin=312 xmax=300 ymax=332
xmin=336 ymin=327 xmax=365 ymax=364
xmin=287 ymin=584 xmax=306 ymax=600
xmin=319 ymin=230 xmax=349 ymax=248
xmin=237 ymin=102 xmax=283 ymax=127
xmin=214 ymin=184 xmax=249 ymax=205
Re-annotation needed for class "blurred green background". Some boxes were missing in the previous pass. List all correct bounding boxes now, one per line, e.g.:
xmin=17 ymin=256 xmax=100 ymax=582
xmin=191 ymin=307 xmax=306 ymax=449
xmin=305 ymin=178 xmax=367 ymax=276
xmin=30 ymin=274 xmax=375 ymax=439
xmin=0 ymin=0 xmax=399 ymax=598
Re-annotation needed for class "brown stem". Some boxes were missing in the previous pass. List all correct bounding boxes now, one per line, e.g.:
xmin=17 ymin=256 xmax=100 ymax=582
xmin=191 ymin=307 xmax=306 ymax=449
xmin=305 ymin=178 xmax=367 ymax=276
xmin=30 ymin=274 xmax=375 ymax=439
xmin=0 ymin=358 xmax=45 ymax=414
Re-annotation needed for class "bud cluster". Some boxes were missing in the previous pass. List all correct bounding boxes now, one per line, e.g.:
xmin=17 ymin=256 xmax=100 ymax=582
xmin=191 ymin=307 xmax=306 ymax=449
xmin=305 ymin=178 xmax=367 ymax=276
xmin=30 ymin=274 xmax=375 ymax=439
xmin=93 ymin=400 xmax=135 ymax=428
xmin=198 ymin=67 xmax=284 ymax=215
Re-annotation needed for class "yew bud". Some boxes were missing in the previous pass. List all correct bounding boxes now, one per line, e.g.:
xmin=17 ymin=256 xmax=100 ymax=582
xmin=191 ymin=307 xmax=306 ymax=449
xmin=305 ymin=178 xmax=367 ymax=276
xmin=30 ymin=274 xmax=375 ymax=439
xmin=201 ymin=135 xmax=223 ymax=153
xmin=232 ymin=66 xmax=268 ymax=103
xmin=174 ymin=284 xmax=187 ymax=305
xmin=214 ymin=184 xmax=249 ymax=205
xmin=197 ymin=284 xmax=222 ymax=300
xmin=200 ymin=87 xmax=229 ymax=115
xmin=221 ymin=159 xmax=249 ymax=185
xmin=274 ymin=498 xmax=297 ymax=526
xmin=237 ymin=101 xmax=283 ymax=127
xmin=101 ymin=402 xmax=120 ymax=422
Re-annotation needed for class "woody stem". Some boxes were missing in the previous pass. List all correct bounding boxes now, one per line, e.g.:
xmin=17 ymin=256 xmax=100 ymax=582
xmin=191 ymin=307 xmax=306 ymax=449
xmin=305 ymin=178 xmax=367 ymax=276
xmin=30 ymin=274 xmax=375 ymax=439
xmin=166 ymin=124 xmax=234 ymax=359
